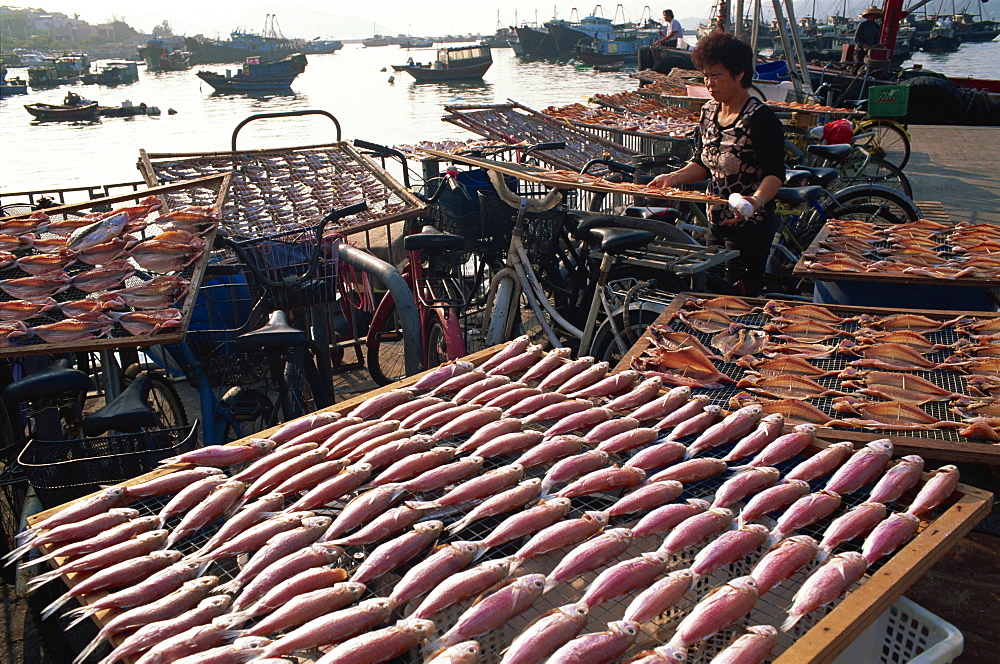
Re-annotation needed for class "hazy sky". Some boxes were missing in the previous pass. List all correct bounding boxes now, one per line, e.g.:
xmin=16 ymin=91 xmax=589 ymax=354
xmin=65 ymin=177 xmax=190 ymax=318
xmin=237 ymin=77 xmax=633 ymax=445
xmin=25 ymin=1 xmax=712 ymax=37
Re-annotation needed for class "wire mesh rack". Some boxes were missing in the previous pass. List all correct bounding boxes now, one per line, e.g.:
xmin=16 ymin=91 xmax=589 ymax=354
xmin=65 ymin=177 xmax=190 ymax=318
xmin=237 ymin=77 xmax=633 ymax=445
xmin=138 ymin=143 xmax=425 ymax=239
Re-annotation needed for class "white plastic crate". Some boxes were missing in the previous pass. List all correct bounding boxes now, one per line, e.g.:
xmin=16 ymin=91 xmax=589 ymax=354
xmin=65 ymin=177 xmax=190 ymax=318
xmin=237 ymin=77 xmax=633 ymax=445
xmin=834 ymin=596 xmax=964 ymax=664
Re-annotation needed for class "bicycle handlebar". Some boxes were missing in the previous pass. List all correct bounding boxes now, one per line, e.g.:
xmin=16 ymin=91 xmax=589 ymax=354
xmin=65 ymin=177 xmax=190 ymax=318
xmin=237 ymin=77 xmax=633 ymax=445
xmin=519 ymin=141 xmax=566 ymax=162
xmin=581 ymin=157 xmax=636 ymax=176
xmin=353 ymin=139 xmax=410 ymax=188
xmin=487 ymin=169 xmax=563 ymax=213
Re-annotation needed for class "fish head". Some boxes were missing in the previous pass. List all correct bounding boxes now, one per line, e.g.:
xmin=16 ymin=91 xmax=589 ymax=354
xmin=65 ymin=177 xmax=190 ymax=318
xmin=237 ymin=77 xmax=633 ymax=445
xmin=835 ymin=551 xmax=867 ymax=566
xmin=829 ymin=441 xmax=855 ymax=452
xmin=108 ymin=507 xmax=141 ymax=519
xmin=546 ymin=498 xmax=573 ymax=515
xmin=463 ymin=456 xmax=485 ymax=469
xmin=652 ymin=645 xmax=688 ymax=663
xmin=482 ymin=558 xmax=515 ymax=574
xmin=704 ymin=405 xmax=723 ymax=415
xmin=349 ymin=463 xmax=374 ymax=474
xmin=201 ymin=594 xmax=232 ymax=611
xmin=505 ymin=463 xmax=525 ymax=477
xmin=867 ymin=439 xmax=893 ymax=454
xmin=858 ymin=502 xmax=888 ymax=516
xmin=641 ymin=552 xmax=670 ymax=566
xmin=608 ymin=619 xmax=642 ymax=640
xmin=558 ymin=602 xmax=590 ymax=622
xmin=899 ymin=455 xmax=924 ymax=465
xmin=583 ymin=511 xmax=609 ymax=528
xmin=607 ymin=528 xmax=634 ymax=543
xmin=519 ymin=574 xmax=546 ymax=593
xmin=708 ymin=507 xmax=734 ymax=519
xmin=761 ymin=413 xmax=785 ymax=425
xmin=233 ymin=635 xmax=272 ymax=649
xmin=415 ymin=520 xmax=444 ymax=535
xmin=742 ymin=404 xmax=764 ymax=417
xmin=303 ymin=516 xmax=334 ymax=530
xmin=592 ymin=451 xmax=611 ymax=463
xmin=787 ymin=535 xmax=820 ymax=550
xmin=935 ymin=464 xmax=959 ymax=476
xmin=625 ymin=466 xmax=647 ymax=482
xmin=103 ymin=486 xmax=128 ymax=501
xmin=139 ymin=529 xmax=170 ymax=543
xmin=794 ymin=423 xmax=818 ymax=435
xmin=669 ymin=385 xmax=693 ymax=398
xmin=889 ymin=512 xmax=921 ymax=524
xmin=173 ymin=559 xmax=203 ymax=572
xmin=250 ymin=438 xmax=276 ymax=452
xmin=218 ymin=479 xmax=247 ymax=491
xmin=521 ymin=478 xmax=543 ymax=489
xmin=361 ymin=597 xmax=397 ymax=614
xmin=184 ymin=576 xmax=219 ymax=591
xmin=150 ymin=550 xmax=184 ymax=564
xmin=687 ymin=498 xmax=712 ymax=510
xmin=400 ymin=618 xmax=436 ymax=635
xmin=728 ymin=576 xmax=759 ymax=595
xmin=741 ymin=524 xmax=771 ymax=536
xmin=692 ymin=395 xmax=712 ymax=405
xmin=284 ymin=511 xmax=315 ymax=522
xmin=132 ymin=516 xmax=160 ymax=528
xmin=757 ymin=466 xmax=782 ymax=480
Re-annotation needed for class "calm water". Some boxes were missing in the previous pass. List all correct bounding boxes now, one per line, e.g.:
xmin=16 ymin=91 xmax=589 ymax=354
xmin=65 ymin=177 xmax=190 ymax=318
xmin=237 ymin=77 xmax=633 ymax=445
xmin=1 ymin=40 xmax=997 ymax=195
xmin=0 ymin=45 xmax=636 ymax=194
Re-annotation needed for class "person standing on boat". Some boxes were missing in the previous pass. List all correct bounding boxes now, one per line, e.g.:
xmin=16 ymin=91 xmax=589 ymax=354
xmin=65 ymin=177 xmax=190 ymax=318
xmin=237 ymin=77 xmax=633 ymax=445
xmin=649 ymin=32 xmax=784 ymax=296
xmin=656 ymin=10 xmax=684 ymax=48
xmin=854 ymin=5 xmax=884 ymax=65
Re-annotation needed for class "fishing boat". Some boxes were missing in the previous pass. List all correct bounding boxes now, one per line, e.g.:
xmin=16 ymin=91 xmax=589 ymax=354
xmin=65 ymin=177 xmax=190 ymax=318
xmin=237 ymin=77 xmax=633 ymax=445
xmin=1 ymin=67 xmax=28 ymax=97
xmin=398 ymin=45 xmax=492 ymax=81
xmin=196 ymin=53 xmax=307 ymax=92
xmin=513 ymin=24 xmax=559 ymax=56
xmin=140 ymin=39 xmax=192 ymax=71
xmin=574 ymin=27 xmax=661 ymax=64
xmin=546 ymin=14 xmax=619 ymax=54
xmin=27 ymin=53 xmax=90 ymax=88
xmin=918 ymin=17 xmax=962 ymax=52
xmin=295 ymin=38 xmax=344 ymax=54
xmin=185 ymin=16 xmax=296 ymax=64
xmin=25 ymin=97 xmax=99 ymax=121
xmin=81 ymin=61 xmax=139 ymax=86
xmin=363 ymin=35 xmax=395 ymax=47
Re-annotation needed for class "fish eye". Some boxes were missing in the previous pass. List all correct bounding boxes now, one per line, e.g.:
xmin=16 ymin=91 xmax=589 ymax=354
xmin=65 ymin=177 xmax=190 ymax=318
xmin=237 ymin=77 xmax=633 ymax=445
xmin=626 ymin=626 xmax=638 ymax=635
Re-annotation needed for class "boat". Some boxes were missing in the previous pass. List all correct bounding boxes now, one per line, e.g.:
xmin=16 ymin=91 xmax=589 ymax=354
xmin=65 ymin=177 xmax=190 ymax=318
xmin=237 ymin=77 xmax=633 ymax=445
xmin=196 ymin=53 xmax=307 ymax=92
xmin=295 ymin=38 xmax=344 ymax=54
xmin=395 ymin=37 xmax=434 ymax=48
xmin=140 ymin=39 xmax=192 ymax=71
xmin=546 ymin=14 xmax=619 ymax=54
xmin=185 ymin=15 xmax=296 ymax=64
xmin=81 ymin=61 xmax=139 ymax=86
xmin=398 ymin=45 xmax=492 ymax=81
xmin=25 ymin=95 xmax=99 ymax=121
xmin=1 ymin=67 xmax=28 ymax=97
xmin=363 ymin=35 xmax=394 ymax=47
xmin=574 ymin=28 xmax=661 ymax=64
xmin=27 ymin=53 xmax=90 ymax=88
xmin=513 ymin=24 xmax=559 ymax=56
xmin=919 ymin=17 xmax=962 ymax=52
xmin=12 ymin=49 xmax=47 ymax=66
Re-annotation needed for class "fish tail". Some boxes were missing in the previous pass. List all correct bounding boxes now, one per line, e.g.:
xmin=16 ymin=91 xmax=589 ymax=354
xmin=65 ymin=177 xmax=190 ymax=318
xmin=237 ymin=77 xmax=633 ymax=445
xmin=2 ymin=541 xmax=33 ymax=565
xmin=764 ymin=533 xmax=780 ymax=549
xmin=73 ymin=628 xmax=107 ymax=664
xmin=18 ymin=552 xmax=55 ymax=569
xmin=506 ymin=555 xmax=522 ymax=574
xmin=445 ymin=517 xmax=470 ymax=534
xmin=471 ymin=543 xmax=490 ymax=562
xmin=681 ymin=448 xmax=696 ymax=461
xmin=25 ymin=570 xmax=57 ymax=593
xmin=781 ymin=612 xmax=804 ymax=632
xmin=216 ymin=579 xmax=243 ymax=595
xmin=543 ymin=576 xmax=559 ymax=593
xmin=816 ymin=547 xmax=831 ymax=563
xmin=195 ymin=560 xmax=212 ymax=577
xmin=404 ymin=499 xmax=438 ymax=511
xmin=729 ymin=463 xmax=751 ymax=472
xmin=41 ymin=592 xmax=72 ymax=620
xmin=62 ymin=605 xmax=96 ymax=629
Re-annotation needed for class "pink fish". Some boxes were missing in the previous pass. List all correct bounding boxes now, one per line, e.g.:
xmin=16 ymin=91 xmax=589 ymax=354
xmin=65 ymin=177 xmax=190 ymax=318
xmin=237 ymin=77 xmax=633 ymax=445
xmin=282 ymin=461 xmax=366 ymax=514
xmin=429 ymin=369 xmax=488 ymax=396
xmin=519 ymin=345 xmax=573 ymax=383
xmin=782 ymin=552 xmax=868 ymax=631
xmin=486 ymin=343 xmax=545 ymax=377
xmin=348 ymin=388 xmax=414 ymax=419
xmin=664 ymin=404 xmax=724 ymax=442
xmin=544 ymin=528 xmax=634 ymax=592
xmin=479 ymin=497 xmax=572 ymax=549
xmin=100 ymin=274 xmax=188 ymax=310
xmin=156 ymin=476 xmax=226 ymax=526
xmin=595 ymin=427 xmax=658 ymax=454
xmin=268 ymin=411 xmax=339 ymax=444
xmin=110 ymin=308 xmax=182 ymax=336
xmin=411 ymin=359 xmax=475 ymax=391
xmin=629 ymin=385 xmax=692 ymax=422
xmin=131 ymin=621 xmax=242 ymax=664
xmin=653 ymin=394 xmax=710 ymax=430
xmin=455 ymin=417 xmax=523 ymax=453
xmin=257 ymin=597 xmax=395 ymax=658
xmin=320 ymin=485 xmax=405 ymax=542
xmin=411 ymin=558 xmax=513 ymax=619
xmin=413 ymin=403 xmax=477 ymax=431
xmin=350 ymin=521 xmax=443 ymax=583
xmin=161 ymin=438 xmax=274 ymax=467
xmin=685 ymin=404 xmax=763 ymax=458
xmin=690 ymin=524 xmax=770 ymax=580
xmin=581 ymin=552 xmax=669 ymax=607
xmin=315 ymin=618 xmax=435 ymax=664
xmin=223 ymin=542 xmax=344 ymax=609
xmin=127 ymin=238 xmax=203 ymax=273
xmin=194 ymin=493 xmax=285 ymax=558
xmin=18 ymin=515 xmax=157 ymax=570
xmin=631 ymin=498 xmax=710 ymax=539
xmin=504 ymin=391 xmax=568 ymax=417
xmin=738 ymin=480 xmax=811 ymax=526
xmin=0 ymin=273 xmax=70 ymax=300
xmin=906 ymin=464 xmax=960 ymax=516
xmin=554 ymin=360 xmax=611 ymax=394
xmin=432 ymin=406 xmax=503 ymax=440
xmin=345 ymin=428 xmax=418 ymax=462
xmin=554 ymin=464 xmax=645 ymax=499
xmin=604 ymin=480 xmax=684 ymax=517
xmin=427 ymin=641 xmax=481 ymax=664
xmin=3 ymin=507 xmax=138 ymax=565
xmin=751 ymin=534 xmax=820 ymax=594
xmin=479 ymin=335 xmax=531 ymax=372
xmin=368 ymin=446 xmax=454 ymax=486
xmin=32 ymin=316 xmax=112 ymax=343
xmin=515 ymin=434 xmax=586 ymax=469
xmin=298 ymin=416 xmax=365 ymax=450
xmin=70 ymin=259 xmax=135 ymax=293
xmin=230 ymin=567 xmax=350 ymax=624
xmin=625 ymin=439 xmax=688 ymax=472
xmin=861 ymin=512 xmax=921 ymax=564
xmin=818 ymin=501 xmax=887 ymax=561
xmin=824 ymin=439 xmax=893 ymax=495
xmin=500 ymin=602 xmax=589 ymax=664
xmin=240 ymin=449 xmax=327 ymax=502
xmin=324 ymin=419 xmax=401 ymax=459
xmin=481 ymin=385 xmax=542 ymax=410
xmin=388 ymin=541 xmax=480 ymax=606
xmin=359 ymin=436 xmax=436 ymax=470
xmin=399 ymin=456 xmax=485 ymax=494
xmin=242 ymin=581 xmax=366 ymax=637
xmin=432 ymin=574 xmax=546 ymax=649
xmin=604 ymin=376 xmax=664 ymax=412
xmin=21 ymin=486 xmax=125 ymax=540
xmin=732 ymin=423 xmax=817 ymax=470
xmin=196 ymin=512 xmax=311 ymax=563
xmin=511 ymin=511 xmax=608 ymax=565
xmin=768 ymin=489 xmax=843 ymax=546
xmin=584 ymin=417 xmax=639 ymax=443
xmin=540 ymin=450 xmax=610 ymax=494
xmin=537 ymin=356 xmax=595 ymax=391
xmin=666 ymin=576 xmax=760 ymax=648
xmin=456 ymin=375 xmax=515 ymax=404
xmin=163 ymin=479 xmax=246 ymax=547
xmin=523 ymin=398 xmax=592 ymax=424
xmin=712 ymin=467 xmax=781 ymax=508
xmin=647 ymin=457 xmax=728 ymax=483
xmin=446 ymin=478 xmax=542 ymax=534
xmin=711 ymin=625 xmax=780 ymax=664
xmin=783 ymin=441 xmax=855 ymax=483
xmin=223 ymin=516 xmax=331 ymax=589
xmin=721 ymin=412 xmax=786 ymax=461
xmin=382 ymin=397 xmax=444 ymax=424
xmin=14 ymin=251 xmax=74 ymax=276
xmin=0 ymin=298 xmax=57 ymax=322
xmin=657 ymin=507 xmax=734 ymax=556
xmin=548 ymin=620 xmax=641 ymax=664
xmin=473 ymin=431 xmax=545 ymax=460
xmin=566 ymin=369 xmax=639 ymax=399
xmin=75 ymin=235 xmax=133 ymax=266
xmin=623 ymin=568 xmax=695 ymax=623
xmin=407 ymin=463 xmax=523 ymax=509
xmin=869 ymin=455 xmax=924 ymax=504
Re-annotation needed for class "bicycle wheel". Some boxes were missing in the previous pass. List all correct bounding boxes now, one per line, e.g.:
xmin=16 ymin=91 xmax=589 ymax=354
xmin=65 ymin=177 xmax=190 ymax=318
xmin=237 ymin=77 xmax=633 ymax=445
xmin=829 ymin=186 xmax=920 ymax=223
xmin=837 ymin=154 xmax=913 ymax=198
xmin=221 ymin=386 xmax=273 ymax=441
xmin=122 ymin=364 xmax=188 ymax=430
xmin=825 ymin=203 xmax=910 ymax=226
xmin=856 ymin=119 xmax=911 ymax=170
xmin=366 ymin=298 xmax=408 ymax=386
xmin=590 ymin=306 xmax=664 ymax=366
xmin=426 ymin=317 xmax=449 ymax=370
xmin=281 ymin=350 xmax=322 ymax=420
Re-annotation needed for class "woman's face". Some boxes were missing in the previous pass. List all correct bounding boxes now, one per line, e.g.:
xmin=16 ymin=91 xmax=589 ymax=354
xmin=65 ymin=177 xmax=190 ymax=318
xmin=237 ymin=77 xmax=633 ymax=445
xmin=701 ymin=62 xmax=745 ymax=104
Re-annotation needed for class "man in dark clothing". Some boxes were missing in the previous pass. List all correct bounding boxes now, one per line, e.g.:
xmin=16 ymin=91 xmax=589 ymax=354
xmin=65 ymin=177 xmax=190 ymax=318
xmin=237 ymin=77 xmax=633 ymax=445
xmin=854 ymin=5 xmax=884 ymax=65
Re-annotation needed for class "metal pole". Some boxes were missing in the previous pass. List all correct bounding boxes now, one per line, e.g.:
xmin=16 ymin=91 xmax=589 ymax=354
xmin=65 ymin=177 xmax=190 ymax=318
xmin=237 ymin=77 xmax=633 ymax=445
xmin=751 ymin=0 xmax=761 ymax=52
xmin=783 ymin=0 xmax=815 ymax=94
xmin=735 ymin=0 xmax=745 ymax=37
xmin=770 ymin=0 xmax=804 ymax=99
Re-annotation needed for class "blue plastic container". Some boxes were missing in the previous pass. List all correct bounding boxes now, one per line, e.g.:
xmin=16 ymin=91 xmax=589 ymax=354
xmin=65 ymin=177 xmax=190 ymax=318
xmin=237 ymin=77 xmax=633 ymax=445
xmin=755 ymin=60 xmax=789 ymax=81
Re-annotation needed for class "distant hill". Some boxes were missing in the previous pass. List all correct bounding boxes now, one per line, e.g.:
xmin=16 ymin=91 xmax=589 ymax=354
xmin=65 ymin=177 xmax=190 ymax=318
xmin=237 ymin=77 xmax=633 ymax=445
xmin=117 ymin=8 xmax=395 ymax=41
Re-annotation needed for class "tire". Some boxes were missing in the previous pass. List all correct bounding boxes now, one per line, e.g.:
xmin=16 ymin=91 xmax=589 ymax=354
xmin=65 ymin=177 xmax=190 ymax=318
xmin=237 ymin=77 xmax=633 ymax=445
xmin=826 ymin=203 xmax=909 ymax=225
xmin=221 ymin=386 xmax=272 ymax=441
xmin=366 ymin=299 xmax=407 ymax=387
xmin=426 ymin=318 xmax=449 ymax=370
xmin=829 ymin=186 xmax=920 ymax=223
xmin=837 ymin=154 xmax=913 ymax=197
xmin=281 ymin=350 xmax=323 ymax=420
xmin=122 ymin=364 xmax=188 ymax=431
xmin=590 ymin=306 xmax=664 ymax=366
xmin=904 ymin=76 xmax=964 ymax=124
xmin=855 ymin=119 xmax=911 ymax=170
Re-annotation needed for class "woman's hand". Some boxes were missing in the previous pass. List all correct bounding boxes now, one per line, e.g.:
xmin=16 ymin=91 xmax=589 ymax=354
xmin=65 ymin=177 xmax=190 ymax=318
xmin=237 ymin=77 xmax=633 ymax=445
xmin=650 ymin=173 xmax=679 ymax=189
xmin=728 ymin=193 xmax=757 ymax=220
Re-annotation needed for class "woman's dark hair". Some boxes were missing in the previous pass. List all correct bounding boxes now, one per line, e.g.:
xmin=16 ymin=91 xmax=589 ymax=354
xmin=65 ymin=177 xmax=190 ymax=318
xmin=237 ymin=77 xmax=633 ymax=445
xmin=692 ymin=31 xmax=754 ymax=87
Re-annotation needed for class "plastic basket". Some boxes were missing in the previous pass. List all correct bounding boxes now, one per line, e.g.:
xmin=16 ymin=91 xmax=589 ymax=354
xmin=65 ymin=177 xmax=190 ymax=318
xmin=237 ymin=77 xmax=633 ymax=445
xmin=834 ymin=596 xmax=963 ymax=664
xmin=868 ymin=85 xmax=910 ymax=117
xmin=427 ymin=170 xmax=519 ymax=247
xmin=755 ymin=59 xmax=790 ymax=81
xmin=236 ymin=227 xmax=341 ymax=310
xmin=17 ymin=422 xmax=200 ymax=510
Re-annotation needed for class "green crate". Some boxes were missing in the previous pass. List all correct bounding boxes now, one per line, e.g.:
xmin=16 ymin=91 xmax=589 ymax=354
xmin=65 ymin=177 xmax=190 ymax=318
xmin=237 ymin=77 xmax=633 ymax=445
xmin=868 ymin=84 xmax=909 ymax=117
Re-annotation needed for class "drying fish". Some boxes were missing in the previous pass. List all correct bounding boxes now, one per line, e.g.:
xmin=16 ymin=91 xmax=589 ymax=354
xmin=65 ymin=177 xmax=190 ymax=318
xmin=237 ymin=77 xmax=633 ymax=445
xmin=738 ymin=480 xmax=811 ymax=526
xmin=31 ymin=315 xmax=113 ymax=343
xmin=751 ymin=534 xmax=821 ymax=595
xmin=907 ymin=465 xmax=960 ymax=516
xmin=0 ymin=298 xmax=58 ymax=322
xmin=101 ymin=274 xmax=189 ymax=309
xmin=763 ymin=301 xmax=855 ymax=324
xmin=4 ymin=507 xmax=138 ymax=565
xmin=647 ymin=457 xmax=728 ymax=483
xmin=399 ymin=456 xmax=485 ymax=494
xmin=621 ymin=568 xmax=694 ymax=624
xmin=0 ymin=273 xmax=70 ymax=301
xmin=505 ymin=392 xmax=570 ymax=418
xmin=545 ymin=406 xmax=613 ymax=437
xmin=450 ymin=374 xmax=510 ymax=402
xmin=195 ymin=511 xmax=312 ymax=565
xmin=729 ymin=394 xmax=833 ymax=426
xmin=854 ymin=329 xmax=949 ymax=353
xmin=543 ymin=528 xmax=634 ymax=592
xmin=732 ymin=423 xmax=817 ymax=470
xmin=632 ymin=346 xmax=735 ymax=389
xmin=14 ymin=251 xmax=75 ymax=276
xmin=411 ymin=558 xmax=514 ymax=619
xmin=241 ymin=581 xmax=365 ymax=637
xmin=604 ymin=376 xmax=664 ymax=412
xmin=20 ymin=486 xmax=126 ymax=544
xmin=447 ymin=479 xmax=542 ymax=534
xmin=721 ymin=413 xmax=785 ymax=461
xmin=520 ymin=346 xmax=574 ymax=383
xmin=657 ymin=507 xmax=734 ymax=557
xmin=548 ymin=620 xmax=641 ymax=664
xmin=479 ymin=335 xmax=531 ymax=372
xmin=161 ymin=437 xmax=273 ymax=468
xmin=428 ymin=641 xmax=481 ymax=664
xmin=768 ymin=490 xmax=842 ymax=545
xmin=321 ymin=485 xmax=405 ymax=542
xmin=783 ymin=442 xmax=855 ymax=483
xmin=109 ymin=308 xmax=182 ymax=336
xmin=665 ymin=576 xmax=759 ymax=648
xmin=653 ymin=394 xmax=711 ymax=430
xmin=585 ymin=417 xmax=639 ymax=444
xmin=648 ymin=324 xmax=722 ymax=358
xmin=737 ymin=355 xmax=838 ymax=378
xmin=409 ymin=463 xmax=523 ymax=509
xmin=862 ymin=512 xmax=921 ymax=564
xmin=854 ymin=371 xmax=968 ymax=405
xmin=368 ymin=446 xmax=453 ymax=486
xmin=737 ymin=373 xmax=843 ymax=400
xmin=413 ymin=403 xmax=478 ymax=431
xmin=389 ymin=541 xmax=480 ymax=606
xmin=432 ymin=575 xmax=546 ymax=649
xmin=350 ymin=521 xmax=443 ymax=583
xmin=482 ymin=385 xmax=542 ymax=409
xmin=604 ymin=480 xmax=684 ymax=517
xmin=566 ymin=369 xmax=640 ymax=399
xmin=782 ymin=552 xmax=868 ymax=631
xmin=0 ymin=320 xmax=29 ymax=346
xmin=676 ymin=308 xmax=737 ymax=333
xmin=595 ymin=427 xmax=658 ymax=454
xmin=223 ymin=542 xmax=344 ymax=609
xmin=349 ymin=388 xmax=414 ymax=419
xmin=818 ymin=502 xmax=887 ymax=561
xmin=624 ymin=439 xmax=688 ymax=471
xmin=858 ymin=313 xmax=964 ymax=334
xmin=712 ymin=325 xmax=769 ymax=361
xmin=17 ymin=514 xmax=156 ymax=570
xmin=686 ymin=404 xmax=763 ymax=458
xmin=582 ymin=552 xmax=670 ymax=607
xmin=479 ymin=498 xmax=573 ymax=549
xmin=163 ymin=479 xmax=246 ymax=547
xmin=868 ymin=455 xmax=924 ymax=503
xmin=687 ymin=294 xmax=758 ymax=315
xmin=554 ymin=361 xmax=612 ymax=395
xmin=537 ymin=356 xmax=596 ymax=391
xmin=664 ymin=404 xmax=723 ymax=442
xmin=500 ymin=603 xmax=589 ymax=664
xmin=128 ymin=238 xmax=204 ymax=273
xmin=630 ymin=498 xmax=710 ymax=540
xmin=266 ymin=411 xmax=339 ymax=444
xmin=511 ymin=512 xmax=608 ymax=565
xmin=822 ymin=439 xmax=894 ymax=495
xmin=316 ymin=618 xmax=435 ymax=664
xmin=455 ymin=418 xmax=523 ymax=452
xmin=256 ymin=597 xmax=395 ymax=658
xmin=691 ymin=524 xmax=770 ymax=580
xmin=65 ymin=211 xmax=129 ymax=253
xmin=541 ymin=450 xmax=610 ymax=494
xmin=848 ymin=344 xmax=969 ymax=372
xmin=764 ymin=319 xmax=848 ymax=344
xmin=486 ymin=343 xmax=545 ymax=377
xmin=431 ymin=405 xmax=503 ymax=440
xmin=712 ymin=467 xmax=780 ymax=508
xmin=471 ymin=431 xmax=545 ymax=460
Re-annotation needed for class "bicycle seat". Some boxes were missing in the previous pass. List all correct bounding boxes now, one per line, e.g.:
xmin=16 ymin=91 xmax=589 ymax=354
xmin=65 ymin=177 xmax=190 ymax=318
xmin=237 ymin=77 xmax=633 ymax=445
xmin=808 ymin=144 xmax=853 ymax=163
xmin=784 ymin=169 xmax=812 ymax=184
xmin=774 ymin=186 xmax=824 ymax=205
xmin=2 ymin=359 xmax=92 ymax=405
xmin=236 ymin=310 xmax=310 ymax=349
xmin=793 ymin=165 xmax=839 ymax=188
xmin=404 ymin=227 xmax=466 ymax=252
xmin=81 ymin=373 xmax=158 ymax=436
xmin=579 ymin=227 xmax=655 ymax=255
xmin=621 ymin=207 xmax=681 ymax=223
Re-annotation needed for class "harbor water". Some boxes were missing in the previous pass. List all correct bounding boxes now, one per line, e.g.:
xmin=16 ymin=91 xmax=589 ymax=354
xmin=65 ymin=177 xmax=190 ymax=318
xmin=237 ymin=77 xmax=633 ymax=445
xmin=0 ymin=40 xmax=997 ymax=195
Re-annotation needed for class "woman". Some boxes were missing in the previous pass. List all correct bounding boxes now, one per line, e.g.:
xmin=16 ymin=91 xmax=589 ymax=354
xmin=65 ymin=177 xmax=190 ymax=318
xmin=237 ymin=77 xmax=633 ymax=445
xmin=650 ymin=32 xmax=784 ymax=296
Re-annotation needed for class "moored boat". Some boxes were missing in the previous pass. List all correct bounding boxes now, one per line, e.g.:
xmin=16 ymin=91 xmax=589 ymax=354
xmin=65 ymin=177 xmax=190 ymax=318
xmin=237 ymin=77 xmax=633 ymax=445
xmin=140 ymin=39 xmax=192 ymax=71
xmin=185 ymin=18 xmax=296 ymax=64
xmin=1 ymin=67 xmax=28 ymax=97
xmin=81 ymin=61 xmax=139 ymax=86
xmin=513 ymin=24 xmax=559 ymax=56
xmin=196 ymin=53 xmax=307 ymax=92
xmin=398 ymin=45 xmax=492 ymax=81
xmin=25 ymin=98 xmax=99 ymax=121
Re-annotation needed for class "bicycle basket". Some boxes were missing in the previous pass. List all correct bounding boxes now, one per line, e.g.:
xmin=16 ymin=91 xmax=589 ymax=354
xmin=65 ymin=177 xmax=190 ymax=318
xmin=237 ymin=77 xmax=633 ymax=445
xmin=236 ymin=228 xmax=341 ymax=310
xmin=18 ymin=422 xmax=199 ymax=510
xmin=427 ymin=169 xmax=519 ymax=248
